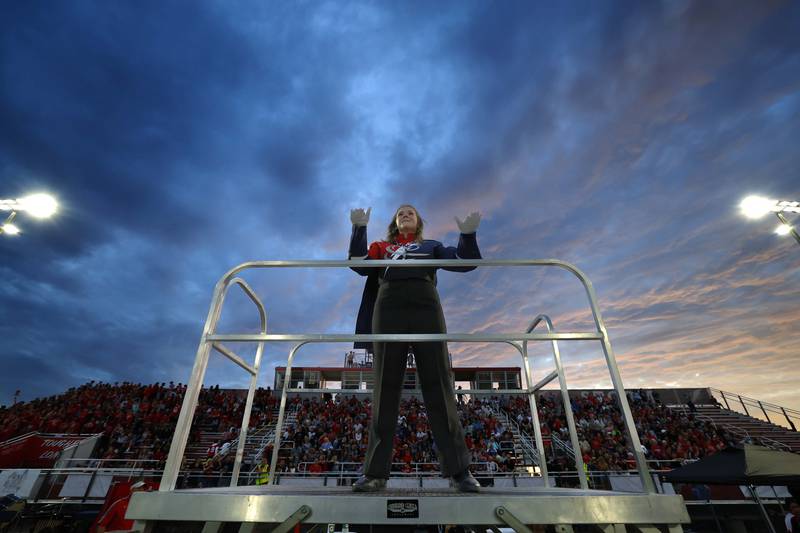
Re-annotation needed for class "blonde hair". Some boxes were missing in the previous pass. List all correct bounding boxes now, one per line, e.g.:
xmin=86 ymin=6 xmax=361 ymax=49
xmin=387 ymin=204 xmax=424 ymax=243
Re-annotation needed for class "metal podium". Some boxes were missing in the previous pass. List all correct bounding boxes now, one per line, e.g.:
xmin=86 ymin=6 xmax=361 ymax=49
xmin=127 ymin=259 xmax=689 ymax=532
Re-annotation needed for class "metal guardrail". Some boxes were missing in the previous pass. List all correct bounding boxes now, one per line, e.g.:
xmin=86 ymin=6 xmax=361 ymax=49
xmin=551 ymin=433 xmax=576 ymax=460
xmin=709 ymin=387 xmax=800 ymax=431
xmin=524 ymin=315 xmax=589 ymax=489
xmin=758 ymin=435 xmax=792 ymax=452
xmin=0 ymin=431 xmax=38 ymax=448
xmin=493 ymin=404 xmax=542 ymax=466
xmin=54 ymin=458 xmax=165 ymax=469
xmin=18 ymin=461 xmax=706 ymax=504
xmin=249 ymin=406 xmax=299 ymax=469
xmin=0 ymin=432 xmax=99 ymax=448
xmin=208 ymin=419 xmax=282 ymax=468
xmin=158 ymin=258 xmax=656 ymax=494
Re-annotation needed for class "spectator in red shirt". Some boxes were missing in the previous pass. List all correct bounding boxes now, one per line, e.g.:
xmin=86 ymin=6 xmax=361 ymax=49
xmin=93 ymin=481 xmax=149 ymax=533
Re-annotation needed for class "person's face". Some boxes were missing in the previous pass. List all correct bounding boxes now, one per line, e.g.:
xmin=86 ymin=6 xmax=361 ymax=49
xmin=395 ymin=206 xmax=418 ymax=234
xmin=791 ymin=503 xmax=800 ymax=515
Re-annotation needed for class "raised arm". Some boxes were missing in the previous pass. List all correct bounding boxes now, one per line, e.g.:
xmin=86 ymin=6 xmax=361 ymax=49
xmin=435 ymin=212 xmax=482 ymax=272
xmin=349 ymin=207 xmax=373 ymax=276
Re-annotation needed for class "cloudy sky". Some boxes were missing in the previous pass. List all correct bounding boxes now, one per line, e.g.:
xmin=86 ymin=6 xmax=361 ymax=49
xmin=1 ymin=1 xmax=799 ymax=410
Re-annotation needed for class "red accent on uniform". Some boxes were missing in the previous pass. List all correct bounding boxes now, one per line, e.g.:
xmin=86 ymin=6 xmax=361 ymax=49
xmin=367 ymin=233 xmax=417 ymax=259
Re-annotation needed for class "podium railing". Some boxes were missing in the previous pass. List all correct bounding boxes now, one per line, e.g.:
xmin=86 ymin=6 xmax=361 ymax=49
xmin=159 ymin=259 xmax=656 ymax=493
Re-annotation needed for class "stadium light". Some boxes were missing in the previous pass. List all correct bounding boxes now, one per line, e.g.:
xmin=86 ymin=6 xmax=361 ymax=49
xmin=0 ymin=193 xmax=59 ymax=218
xmin=19 ymin=193 xmax=58 ymax=218
xmin=0 ymin=193 xmax=58 ymax=236
xmin=0 ymin=211 xmax=19 ymax=236
xmin=739 ymin=195 xmax=800 ymax=247
xmin=739 ymin=196 xmax=800 ymax=219
xmin=2 ymin=222 xmax=21 ymax=236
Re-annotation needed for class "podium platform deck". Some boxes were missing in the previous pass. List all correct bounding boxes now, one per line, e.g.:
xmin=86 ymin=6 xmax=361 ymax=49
xmin=128 ymin=485 xmax=689 ymax=531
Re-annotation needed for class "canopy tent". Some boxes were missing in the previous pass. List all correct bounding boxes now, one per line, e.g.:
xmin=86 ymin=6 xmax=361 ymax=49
xmin=662 ymin=444 xmax=800 ymax=533
xmin=661 ymin=444 xmax=800 ymax=486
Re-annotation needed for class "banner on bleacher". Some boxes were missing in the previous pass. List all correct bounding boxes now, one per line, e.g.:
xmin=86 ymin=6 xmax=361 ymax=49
xmin=0 ymin=434 xmax=86 ymax=468
xmin=0 ymin=469 xmax=42 ymax=498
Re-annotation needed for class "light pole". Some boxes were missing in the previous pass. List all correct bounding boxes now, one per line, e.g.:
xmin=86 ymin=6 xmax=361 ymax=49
xmin=0 ymin=193 xmax=58 ymax=236
xmin=739 ymin=195 xmax=800 ymax=246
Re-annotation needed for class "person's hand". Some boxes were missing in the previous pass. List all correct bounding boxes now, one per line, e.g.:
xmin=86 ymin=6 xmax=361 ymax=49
xmin=350 ymin=207 xmax=371 ymax=226
xmin=455 ymin=212 xmax=481 ymax=234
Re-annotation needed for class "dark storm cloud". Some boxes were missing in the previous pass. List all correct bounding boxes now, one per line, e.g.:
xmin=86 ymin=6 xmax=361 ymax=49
xmin=0 ymin=0 xmax=380 ymax=401
xmin=0 ymin=2 xmax=256 ymax=240
xmin=1 ymin=0 xmax=799 ymax=409
xmin=0 ymin=1 xmax=261 ymax=400
xmin=382 ymin=4 xmax=565 ymax=207
xmin=253 ymin=74 xmax=357 ymax=239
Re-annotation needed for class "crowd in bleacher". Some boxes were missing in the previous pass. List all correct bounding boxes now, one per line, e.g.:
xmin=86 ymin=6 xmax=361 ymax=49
xmin=271 ymin=395 xmax=519 ymax=475
xmin=0 ymin=382 xmax=730 ymax=479
xmin=0 ymin=381 xmax=278 ymax=467
xmin=499 ymin=389 xmax=730 ymax=472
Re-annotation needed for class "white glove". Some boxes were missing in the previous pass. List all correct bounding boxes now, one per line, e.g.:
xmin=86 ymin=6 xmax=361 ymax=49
xmin=350 ymin=207 xmax=371 ymax=226
xmin=455 ymin=212 xmax=481 ymax=234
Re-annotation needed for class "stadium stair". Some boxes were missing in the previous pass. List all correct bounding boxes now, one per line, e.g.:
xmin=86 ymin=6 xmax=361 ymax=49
xmin=679 ymin=403 xmax=800 ymax=452
xmin=490 ymin=404 xmax=542 ymax=471
xmin=184 ymin=426 xmax=230 ymax=460
xmin=250 ymin=404 xmax=299 ymax=465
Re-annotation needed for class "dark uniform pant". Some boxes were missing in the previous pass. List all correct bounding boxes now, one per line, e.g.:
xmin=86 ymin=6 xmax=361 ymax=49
xmin=363 ymin=279 xmax=470 ymax=478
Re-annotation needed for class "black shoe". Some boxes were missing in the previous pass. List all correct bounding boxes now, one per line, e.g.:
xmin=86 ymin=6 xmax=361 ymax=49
xmin=352 ymin=475 xmax=387 ymax=492
xmin=451 ymin=470 xmax=480 ymax=492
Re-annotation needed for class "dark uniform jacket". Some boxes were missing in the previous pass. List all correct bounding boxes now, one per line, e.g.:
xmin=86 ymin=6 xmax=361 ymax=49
xmin=348 ymin=225 xmax=481 ymax=349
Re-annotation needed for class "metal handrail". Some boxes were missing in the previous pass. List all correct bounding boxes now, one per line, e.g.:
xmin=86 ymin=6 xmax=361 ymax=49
xmin=685 ymin=399 xmax=796 ymax=452
xmin=24 ymin=461 xmax=740 ymax=504
xmin=758 ymin=435 xmax=792 ymax=452
xmin=722 ymin=424 xmax=749 ymax=441
xmin=248 ymin=404 xmax=301 ymax=471
xmin=0 ymin=431 xmax=37 ymax=447
xmin=54 ymin=458 xmax=167 ymax=471
xmin=525 ymin=314 xmax=589 ymax=489
xmin=551 ymin=434 xmax=577 ymax=460
xmin=294 ymin=461 xmax=499 ymax=474
xmin=709 ymin=387 xmax=799 ymax=431
xmin=159 ymin=258 xmax=656 ymax=494
xmin=494 ymin=404 xmax=541 ymax=465
xmin=0 ymin=432 xmax=98 ymax=448
xmin=213 ymin=421 xmax=275 ymax=463
xmin=710 ymin=387 xmax=800 ymax=417
xmin=162 ymin=277 xmax=267 ymax=490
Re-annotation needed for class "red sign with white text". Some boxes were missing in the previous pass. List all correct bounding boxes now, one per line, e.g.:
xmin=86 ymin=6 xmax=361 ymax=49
xmin=0 ymin=434 xmax=86 ymax=468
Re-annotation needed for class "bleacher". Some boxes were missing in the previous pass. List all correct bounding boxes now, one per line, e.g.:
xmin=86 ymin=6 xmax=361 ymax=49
xmin=687 ymin=402 xmax=800 ymax=452
xmin=1 ymin=382 xmax=798 ymax=477
xmin=2 ymin=381 xmax=798 ymax=533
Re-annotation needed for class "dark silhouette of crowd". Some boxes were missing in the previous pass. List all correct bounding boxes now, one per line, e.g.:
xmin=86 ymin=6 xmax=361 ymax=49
xmin=1 ymin=382 xmax=730 ymax=478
